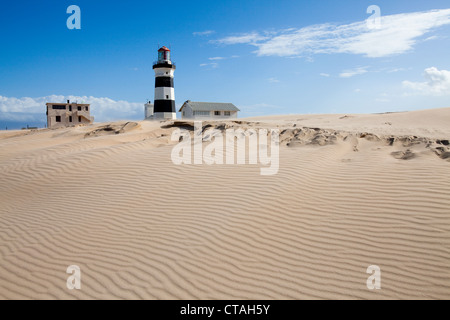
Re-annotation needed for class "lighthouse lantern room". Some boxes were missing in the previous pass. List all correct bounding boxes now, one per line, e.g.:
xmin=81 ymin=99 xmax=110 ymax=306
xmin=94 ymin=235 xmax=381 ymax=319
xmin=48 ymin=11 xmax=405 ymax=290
xmin=158 ymin=47 xmax=171 ymax=61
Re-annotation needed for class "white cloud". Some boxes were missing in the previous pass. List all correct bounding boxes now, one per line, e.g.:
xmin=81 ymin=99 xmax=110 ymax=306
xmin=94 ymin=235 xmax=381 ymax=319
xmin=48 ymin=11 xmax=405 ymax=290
xmin=0 ymin=112 xmax=40 ymax=123
xmin=200 ymin=62 xmax=219 ymax=68
xmin=213 ymin=9 xmax=450 ymax=58
xmin=339 ymin=67 xmax=368 ymax=78
xmin=213 ymin=32 xmax=269 ymax=45
xmin=386 ymin=67 xmax=407 ymax=73
xmin=193 ymin=30 xmax=215 ymax=36
xmin=423 ymin=35 xmax=439 ymax=41
xmin=0 ymin=95 xmax=144 ymax=123
xmin=268 ymin=78 xmax=280 ymax=83
xmin=320 ymin=73 xmax=330 ymax=77
xmin=201 ymin=55 xmax=239 ymax=68
xmin=403 ymin=67 xmax=450 ymax=95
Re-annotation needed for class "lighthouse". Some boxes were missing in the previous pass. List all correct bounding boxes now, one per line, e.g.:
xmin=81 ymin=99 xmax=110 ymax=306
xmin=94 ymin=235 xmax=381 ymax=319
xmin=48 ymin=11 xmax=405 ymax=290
xmin=151 ymin=46 xmax=176 ymax=119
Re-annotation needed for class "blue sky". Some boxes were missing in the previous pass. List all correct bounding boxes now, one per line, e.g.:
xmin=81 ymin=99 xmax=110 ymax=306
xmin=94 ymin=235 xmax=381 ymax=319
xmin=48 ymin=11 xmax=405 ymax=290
xmin=1 ymin=0 xmax=450 ymax=129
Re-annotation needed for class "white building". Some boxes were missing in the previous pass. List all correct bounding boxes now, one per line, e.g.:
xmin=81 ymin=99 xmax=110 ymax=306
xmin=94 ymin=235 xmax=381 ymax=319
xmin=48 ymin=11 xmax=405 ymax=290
xmin=144 ymin=101 xmax=154 ymax=119
xmin=179 ymin=101 xmax=240 ymax=119
xmin=46 ymin=100 xmax=94 ymax=129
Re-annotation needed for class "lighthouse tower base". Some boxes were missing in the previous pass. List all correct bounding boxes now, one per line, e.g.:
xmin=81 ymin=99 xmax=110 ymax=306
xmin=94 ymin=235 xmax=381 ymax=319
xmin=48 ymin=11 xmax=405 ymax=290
xmin=153 ymin=112 xmax=176 ymax=120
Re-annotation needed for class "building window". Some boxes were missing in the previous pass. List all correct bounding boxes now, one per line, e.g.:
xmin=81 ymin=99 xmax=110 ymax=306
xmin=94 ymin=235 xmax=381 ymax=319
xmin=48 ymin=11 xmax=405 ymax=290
xmin=77 ymin=106 xmax=82 ymax=111
xmin=224 ymin=111 xmax=231 ymax=116
xmin=69 ymin=106 xmax=72 ymax=111
xmin=193 ymin=111 xmax=210 ymax=116
xmin=166 ymin=95 xmax=169 ymax=99
xmin=52 ymin=105 xmax=66 ymax=110
xmin=69 ymin=116 xmax=72 ymax=122
xmin=85 ymin=106 xmax=89 ymax=111
xmin=182 ymin=111 xmax=185 ymax=116
xmin=55 ymin=116 xmax=61 ymax=122
xmin=78 ymin=116 xmax=81 ymax=122
xmin=214 ymin=111 xmax=221 ymax=116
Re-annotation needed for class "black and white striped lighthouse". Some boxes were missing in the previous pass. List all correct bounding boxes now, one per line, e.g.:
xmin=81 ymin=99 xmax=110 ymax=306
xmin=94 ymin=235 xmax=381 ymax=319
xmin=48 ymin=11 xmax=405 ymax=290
xmin=152 ymin=46 xmax=176 ymax=119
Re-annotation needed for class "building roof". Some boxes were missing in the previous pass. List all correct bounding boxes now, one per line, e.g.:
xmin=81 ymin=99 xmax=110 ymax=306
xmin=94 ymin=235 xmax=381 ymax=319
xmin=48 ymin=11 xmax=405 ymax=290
xmin=179 ymin=101 xmax=240 ymax=112
xmin=46 ymin=102 xmax=89 ymax=105
xmin=158 ymin=46 xmax=170 ymax=52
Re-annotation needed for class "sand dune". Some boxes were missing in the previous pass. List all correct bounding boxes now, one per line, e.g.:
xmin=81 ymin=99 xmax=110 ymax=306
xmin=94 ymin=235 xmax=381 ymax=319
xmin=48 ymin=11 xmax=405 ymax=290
xmin=0 ymin=108 xmax=449 ymax=299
